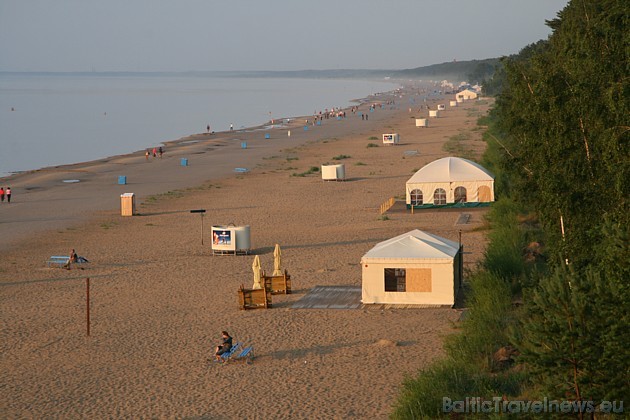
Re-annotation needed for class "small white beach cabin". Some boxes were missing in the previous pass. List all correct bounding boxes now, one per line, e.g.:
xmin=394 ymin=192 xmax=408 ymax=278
xmin=361 ymin=229 xmax=462 ymax=306
xmin=406 ymin=157 xmax=494 ymax=208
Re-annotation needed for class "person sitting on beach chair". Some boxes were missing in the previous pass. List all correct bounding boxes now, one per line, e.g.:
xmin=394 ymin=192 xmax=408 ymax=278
xmin=63 ymin=249 xmax=89 ymax=269
xmin=215 ymin=331 xmax=233 ymax=361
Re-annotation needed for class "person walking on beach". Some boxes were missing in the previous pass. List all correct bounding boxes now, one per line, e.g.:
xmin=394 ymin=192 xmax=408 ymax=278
xmin=207 ymin=124 xmax=210 ymax=133
xmin=152 ymin=147 xmax=157 ymax=158
xmin=145 ymin=150 xmax=150 ymax=161
xmin=158 ymin=147 xmax=163 ymax=158
xmin=0 ymin=187 xmax=4 ymax=202
xmin=6 ymin=187 xmax=11 ymax=203
xmin=230 ymin=123 xmax=233 ymax=131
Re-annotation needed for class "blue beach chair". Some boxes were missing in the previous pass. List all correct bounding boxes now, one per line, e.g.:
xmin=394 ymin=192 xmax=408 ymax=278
xmin=214 ymin=342 xmax=241 ymax=363
xmin=231 ymin=346 xmax=254 ymax=364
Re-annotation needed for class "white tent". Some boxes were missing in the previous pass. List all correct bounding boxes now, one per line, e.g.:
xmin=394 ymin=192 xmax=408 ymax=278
xmin=456 ymin=89 xmax=478 ymax=100
xmin=361 ymin=229 xmax=462 ymax=306
xmin=406 ymin=157 xmax=494 ymax=207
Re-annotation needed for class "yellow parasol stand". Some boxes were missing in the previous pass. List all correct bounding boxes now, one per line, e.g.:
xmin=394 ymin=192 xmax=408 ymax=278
xmin=272 ymin=243 xmax=282 ymax=276
xmin=252 ymin=255 xmax=262 ymax=289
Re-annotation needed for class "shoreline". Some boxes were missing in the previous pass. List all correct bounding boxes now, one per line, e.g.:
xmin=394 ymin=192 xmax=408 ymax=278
xmin=0 ymin=86 xmax=402 ymax=251
xmin=0 ymin=73 xmax=397 ymax=178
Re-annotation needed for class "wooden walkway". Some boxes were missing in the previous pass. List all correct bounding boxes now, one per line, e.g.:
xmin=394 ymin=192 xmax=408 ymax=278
xmin=291 ymin=286 xmax=362 ymax=309
xmin=291 ymin=285 xmax=451 ymax=310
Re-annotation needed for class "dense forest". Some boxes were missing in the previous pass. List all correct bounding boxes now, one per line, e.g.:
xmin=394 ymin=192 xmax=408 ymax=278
xmin=393 ymin=0 xmax=629 ymax=417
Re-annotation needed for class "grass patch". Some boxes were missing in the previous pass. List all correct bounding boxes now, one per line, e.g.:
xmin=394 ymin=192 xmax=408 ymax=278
xmin=443 ymin=132 xmax=475 ymax=158
xmin=100 ymin=221 xmax=117 ymax=230
xmin=366 ymin=143 xmax=379 ymax=148
xmin=286 ymin=156 xmax=299 ymax=162
xmin=379 ymin=215 xmax=390 ymax=221
xmin=332 ymin=154 xmax=351 ymax=160
xmin=354 ymin=162 xmax=367 ymax=166
xmin=291 ymin=166 xmax=320 ymax=177
xmin=368 ymin=136 xmax=378 ymax=140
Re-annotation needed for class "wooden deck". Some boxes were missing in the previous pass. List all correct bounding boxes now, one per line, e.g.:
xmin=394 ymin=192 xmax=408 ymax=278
xmin=291 ymin=286 xmax=450 ymax=310
xmin=291 ymin=286 xmax=362 ymax=310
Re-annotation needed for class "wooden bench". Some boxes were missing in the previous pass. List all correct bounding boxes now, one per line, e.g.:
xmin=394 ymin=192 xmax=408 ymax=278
xmin=47 ymin=256 xmax=70 ymax=267
xmin=237 ymin=285 xmax=272 ymax=310
xmin=262 ymin=269 xmax=292 ymax=295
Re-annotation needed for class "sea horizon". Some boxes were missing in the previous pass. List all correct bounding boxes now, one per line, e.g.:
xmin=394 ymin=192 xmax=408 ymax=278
xmin=0 ymin=72 xmax=397 ymax=178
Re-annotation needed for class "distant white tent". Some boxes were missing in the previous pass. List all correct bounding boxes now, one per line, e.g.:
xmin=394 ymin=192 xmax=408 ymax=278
xmin=361 ymin=229 xmax=462 ymax=306
xmin=406 ymin=157 xmax=494 ymax=208
xmin=457 ymin=89 xmax=478 ymax=100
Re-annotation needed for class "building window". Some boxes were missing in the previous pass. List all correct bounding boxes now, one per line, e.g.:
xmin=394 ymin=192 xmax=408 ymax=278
xmin=385 ymin=268 xmax=406 ymax=292
xmin=454 ymin=186 xmax=467 ymax=203
xmin=434 ymin=188 xmax=447 ymax=205
xmin=410 ymin=189 xmax=423 ymax=206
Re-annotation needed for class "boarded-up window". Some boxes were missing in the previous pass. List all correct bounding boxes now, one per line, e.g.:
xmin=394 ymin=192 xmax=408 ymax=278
xmin=406 ymin=268 xmax=432 ymax=292
xmin=478 ymin=185 xmax=491 ymax=202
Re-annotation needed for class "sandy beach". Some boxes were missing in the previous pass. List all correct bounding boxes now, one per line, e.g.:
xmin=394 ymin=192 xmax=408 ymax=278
xmin=1 ymin=85 xmax=492 ymax=419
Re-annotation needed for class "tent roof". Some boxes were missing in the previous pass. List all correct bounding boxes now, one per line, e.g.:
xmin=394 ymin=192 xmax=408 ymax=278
xmin=362 ymin=229 xmax=459 ymax=261
xmin=407 ymin=157 xmax=494 ymax=184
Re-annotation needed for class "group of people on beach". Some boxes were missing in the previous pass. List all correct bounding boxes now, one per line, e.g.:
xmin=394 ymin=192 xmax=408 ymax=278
xmin=0 ymin=187 xmax=11 ymax=203
xmin=145 ymin=147 xmax=164 ymax=160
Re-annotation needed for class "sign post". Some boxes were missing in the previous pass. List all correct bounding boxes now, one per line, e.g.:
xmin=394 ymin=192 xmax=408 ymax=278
xmin=190 ymin=209 xmax=206 ymax=245
xmin=86 ymin=277 xmax=90 ymax=337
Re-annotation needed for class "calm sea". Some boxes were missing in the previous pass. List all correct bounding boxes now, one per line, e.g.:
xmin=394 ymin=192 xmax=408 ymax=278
xmin=0 ymin=73 xmax=395 ymax=178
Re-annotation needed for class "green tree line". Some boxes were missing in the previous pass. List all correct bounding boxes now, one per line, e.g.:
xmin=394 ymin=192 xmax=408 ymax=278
xmin=393 ymin=1 xmax=629 ymax=417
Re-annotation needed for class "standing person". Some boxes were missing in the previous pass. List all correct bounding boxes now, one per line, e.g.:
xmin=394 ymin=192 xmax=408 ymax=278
xmin=230 ymin=123 xmax=234 ymax=131
xmin=158 ymin=147 xmax=163 ymax=158
xmin=145 ymin=150 xmax=150 ymax=161
xmin=207 ymin=124 xmax=210 ymax=133
xmin=5 ymin=187 xmax=10 ymax=203
xmin=152 ymin=147 xmax=157 ymax=158
xmin=0 ymin=187 xmax=4 ymax=202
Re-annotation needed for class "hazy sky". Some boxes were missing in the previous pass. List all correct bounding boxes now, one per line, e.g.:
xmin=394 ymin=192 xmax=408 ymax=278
xmin=0 ymin=0 xmax=569 ymax=72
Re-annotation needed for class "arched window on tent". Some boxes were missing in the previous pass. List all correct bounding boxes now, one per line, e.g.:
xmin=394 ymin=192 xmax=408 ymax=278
xmin=454 ymin=186 xmax=467 ymax=203
xmin=434 ymin=188 xmax=447 ymax=205
xmin=410 ymin=189 xmax=423 ymax=206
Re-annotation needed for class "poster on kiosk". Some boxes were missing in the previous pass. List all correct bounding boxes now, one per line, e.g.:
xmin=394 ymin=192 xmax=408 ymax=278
xmin=212 ymin=226 xmax=236 ymax=252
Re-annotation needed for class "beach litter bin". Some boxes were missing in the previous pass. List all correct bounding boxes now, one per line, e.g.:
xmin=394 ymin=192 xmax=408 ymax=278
xmin=181 ymin=158 xmax=188 ymax=166
xmin=264 ymin=133 xmax=270 ymax=139
xmin=321 ymin=164 xmax=346 ymax=181
xmin=118 ymin=175 xmax=127 ymax=185
xmin=415 ymin=118 xmax=428 ymax=128
xmin=316 ymin=120 xmax=321 ymax=126
xmin=241 ymin=142 xmax=247 ymax=149
xmin=120 ymin=193 xmax=135 ymax=216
